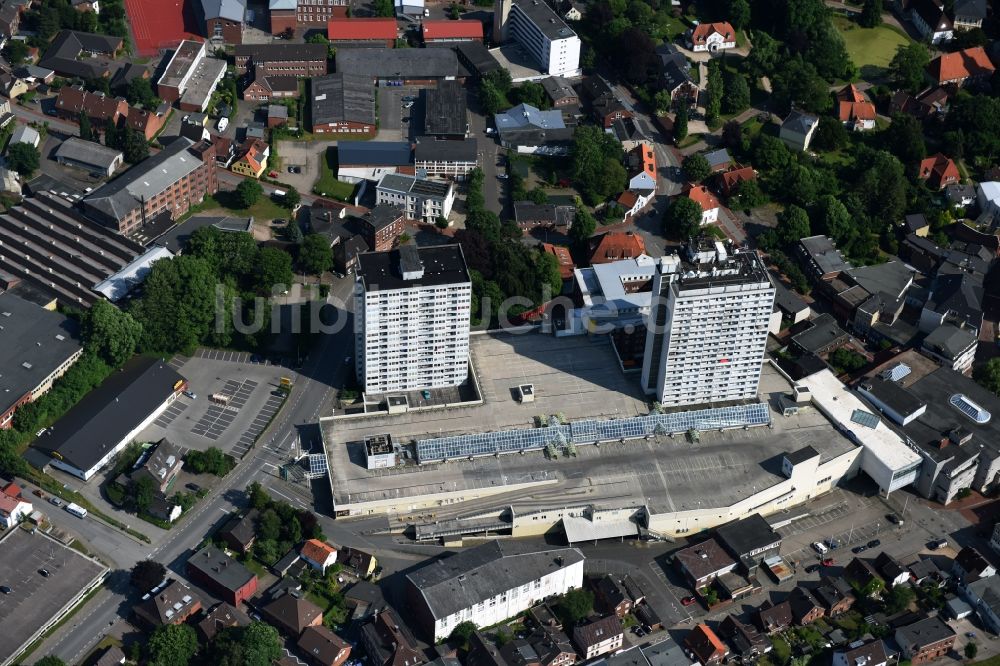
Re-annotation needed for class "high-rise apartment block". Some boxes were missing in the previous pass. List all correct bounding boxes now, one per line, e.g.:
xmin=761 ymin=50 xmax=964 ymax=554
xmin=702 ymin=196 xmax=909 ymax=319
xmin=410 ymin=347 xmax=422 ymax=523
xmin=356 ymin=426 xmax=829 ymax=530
xmin=641 ymin=240 xmax=775 ymax=407
xmin=355 ymin=245 xmax=472 ymax=394
xmin=493 ymin=0 xmax=581 ymax=77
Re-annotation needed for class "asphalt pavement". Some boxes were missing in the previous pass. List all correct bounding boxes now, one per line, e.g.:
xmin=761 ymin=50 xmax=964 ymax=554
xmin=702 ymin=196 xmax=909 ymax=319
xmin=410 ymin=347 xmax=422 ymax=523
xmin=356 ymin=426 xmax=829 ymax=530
xmin=34 ymin=282 xmax=353 ymax=664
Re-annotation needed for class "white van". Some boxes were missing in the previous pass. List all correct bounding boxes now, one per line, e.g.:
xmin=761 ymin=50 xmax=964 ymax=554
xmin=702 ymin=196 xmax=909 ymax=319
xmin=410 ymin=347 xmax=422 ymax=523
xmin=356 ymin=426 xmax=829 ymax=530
xmin=65 ymin=503 xmax=88 ymax=519
xmin=216 ymin=117 xmax=229 ymax=132
xmin=812 ymin=541 xmax=829 ymax=555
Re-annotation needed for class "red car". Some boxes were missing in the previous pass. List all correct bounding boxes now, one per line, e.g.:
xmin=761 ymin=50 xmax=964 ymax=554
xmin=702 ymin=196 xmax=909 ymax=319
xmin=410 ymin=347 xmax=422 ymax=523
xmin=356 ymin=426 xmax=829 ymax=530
xmin=681 ymin=596 xmax=697 ymax=606
xmin=822 ymin=558 xmax=835 ymax=566
xmin=268 ymin=171 xmax=279 ymax=178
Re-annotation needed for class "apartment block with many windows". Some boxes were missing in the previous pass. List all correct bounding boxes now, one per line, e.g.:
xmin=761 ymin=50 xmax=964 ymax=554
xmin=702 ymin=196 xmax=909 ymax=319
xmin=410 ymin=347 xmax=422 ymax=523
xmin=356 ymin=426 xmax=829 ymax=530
xmin=499 ymin=0 xmax=581 ymax=77
xmin=641 ymin=238 xmax=775 ymax=407
xmin=375 ymin=173 xmax=455 ymax=224
xmin=354 ymin=245 xmax=471 ymax=394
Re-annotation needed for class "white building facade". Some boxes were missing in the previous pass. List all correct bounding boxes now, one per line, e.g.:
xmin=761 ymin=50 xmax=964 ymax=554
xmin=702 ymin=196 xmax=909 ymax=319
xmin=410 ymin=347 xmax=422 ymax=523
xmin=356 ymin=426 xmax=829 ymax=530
xmin=506 ymin=0 xmax=581 ymax=76
xmin=641 ymin=241 xmax=775 ymax=407
xmin=354 ymin=245 xmax=471 ymax=394
xmin=375 ymin=173 xmax=455 ymax=224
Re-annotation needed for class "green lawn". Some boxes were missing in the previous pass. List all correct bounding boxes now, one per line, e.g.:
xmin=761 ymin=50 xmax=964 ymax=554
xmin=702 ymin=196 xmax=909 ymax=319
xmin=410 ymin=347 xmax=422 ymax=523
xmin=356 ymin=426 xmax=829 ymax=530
xmin=832 ymin=15 xmax=911 ymax=70
xmin=204 ymin=192 xmax=290 ymax=221
xmin=313 ymin=148 xmax=357 ymax=201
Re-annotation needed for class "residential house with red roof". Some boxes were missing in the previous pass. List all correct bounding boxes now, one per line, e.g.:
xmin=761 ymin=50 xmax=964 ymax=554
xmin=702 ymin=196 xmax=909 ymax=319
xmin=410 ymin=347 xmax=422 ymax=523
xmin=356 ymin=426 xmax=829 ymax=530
xmin=262 ymin=591 xmax=325 ymax=637
xmin=835 ymin=84 xmax=876 ymax=131
xmin=301 ymin=539 xmax=339 ymax=573
xmin=422 ymin=20 xmax=484 ymax=44
xmin=718 ymin=165 xmax=756 ymax=197
xmin=326 ymin=18 xmax=397 ymax=47
xmin=686 ymin=22 xmax=736 ymax=52
xmin=231 ymin=139 xmax=270 ymax=179
xmin=615 ymin=190 xmax=653 ymax=222
xmin=685 ymin=624 xmax=729 ymax=665
xmin=590 ymin=231 xmax=647 ymax=265
xmin=126 ymin=105 xmax=169 ymax=141
xmin=55 ymin=86 xmax=128 ymax=127
xmin=928 ymin=47 xmax=995 ymax=86
xmin=299 ymin=625 xmax=352 ymax=666
xmin=684 ymin=184 xmax=720 ymax=225
xmin=627 ymin=142 xmax=657 ymax=191
xmin=542 ymin=243 xmax=575 ymax=280
xmin=918 ymin=154 xmax=960 ymax=190
xmin=0 ymin=482 xmax=31 ymax=528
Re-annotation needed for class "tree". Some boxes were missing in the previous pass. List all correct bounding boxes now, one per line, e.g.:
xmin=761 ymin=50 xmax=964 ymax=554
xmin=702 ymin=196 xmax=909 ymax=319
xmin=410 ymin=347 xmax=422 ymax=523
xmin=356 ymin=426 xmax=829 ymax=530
xmin=479 ymin=80 xmax=507 ymax=115
xmin=728 ymin=0 xmax=751 ymax=29
xmin=975 ymin=358 xmax=1000 ymax=395
xmin=569 ymin=207 xmax=596 ymax=244
xmin=130 ymin=560 xmax=167 ymax=593
xmin=812 ymin=116 xmax=849 ymax=152
xmin=372 ymin=0 xmax=394 ymax=16
xmin=674 ymin=103 xmax=688 ymax=142
xmin=6 ymin=142 xmax=39 ymax=177
xmin=282 ymin=187 xmax=301 ymax=210
xmin=126 ymin=77 xmax=157 ymax=108
xmin=556 ymin=588 xmax=594 ymax=625
xmin=535 ymin=249 xmax=563 ymax=295
xmin=104 ymin=122 xmax=121 ymax=152
xmin=859 ymin=0 xmax=882 ymax=27
xmin=185 ymin=447 xmax=234 ymax=476
xmin=664 ymin=196 xmax=703 ymax=240
xmin=509 ymin=81 xmax=548 ymax=109
xmin=34 ymin=657 xmax=66 ymax=666
xmin=889 ymin=42 xmax=930 ymax=93
xmin=746 ymin=31 xmax=780 ymax=79
xmin=953 ymin=26 xmax=987 ymax=49
xmin=882 ymin=113 xmax=926 ymax=166
xmin=122 ymin=128 xmax=149 ymax=164
xmin=831 ymin=348 xmax=868 ymax=374
xmin=966 ymin=643 xmax=978 ymax=660
xmin=235 ymin=180 xmax=263 ymax=209
xmin=286 ymin=220 xmax=303 ymax=244
xmin=570 ymin=125 xmax=626 ymax=204
xmin=0 ymin=431 xmax=27 ymax=477
xmin=2 ymin=39 xmax=29 ymax=65
xmin=147 ymin=624 xmax=198 ymax=666
xmin=299 ymin=234 xmax=333 ymax=275
xmin=721 ymin=71 xmax=751 ymax=115
xmin=770 ymin=57 xmax=831 ymax=114
xmin=450 ymin=621 xmax=478 ymax=647
xmin=884 ymin=584 xmax=915 ymax=614
xmin=782 ymin=164 xmax=819 ymax=207
xmin=753 ymin=135 xmax=791 ymax=171
xmin=653 ymin=90 xmax=672 ymax=116
xmin=257 ymin=246 xmax=294 ymax=293
xmin=129 ymin=255 xmax=218 ymax=353
xmin=776 ymin=205 xmax=811 ymax=245
xmin=81 ymin=299 xmax=142 ymax=367
xmin=247 ymin=481 xmax=270 ymax=510
xmin=207 ymin=622 xmax=283 ymax=666
xmin=130 ymin=475 xmax=155 ymax=513
xmin=682 ymin=154 xmax=711 ymax=183
xmin=811 ymin=195 xmax=854 ymax=245
xmin=730 ymin=178 xmax=767 ymax=210
xmin=705 ymin=60 xmax=724 ymax=123
xmin=78 ymin=111 xmax=93 ymax=142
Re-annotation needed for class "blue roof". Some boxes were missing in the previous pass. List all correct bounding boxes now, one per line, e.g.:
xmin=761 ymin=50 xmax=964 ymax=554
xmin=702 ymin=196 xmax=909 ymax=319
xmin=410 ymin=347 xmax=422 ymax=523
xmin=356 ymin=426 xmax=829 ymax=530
xmin=494 ymin=104 xmax=565 ymax=131
xmin=337 ymin=141 xmax=413 ymax=167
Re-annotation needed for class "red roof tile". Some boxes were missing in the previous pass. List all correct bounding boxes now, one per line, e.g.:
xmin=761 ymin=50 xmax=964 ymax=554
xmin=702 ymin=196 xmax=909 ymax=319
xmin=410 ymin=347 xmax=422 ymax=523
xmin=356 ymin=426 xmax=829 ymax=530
xmin=685 ymin=184 xmax=720 ymax=212
xmin=928 ymin=46 xmax=995 ymax=83
xmin=422 ymin=19 xmax=484 ymax=41
xmin=690 ymin=22 xmax=736 ymax=44
xmin=541 ymin=242 xmax=575 ymax=280
xmin=918 ymin=153 xmax=960 ymax=189
xmin=327 ymin=18 xmax=398 ymax=41
xmin=590 ymin=230 xmax=647 ymax=264
xmin=838 ymin=101 xmax=876 ymax=123
xmin=719 ymin=165 xmax=756 ymax=196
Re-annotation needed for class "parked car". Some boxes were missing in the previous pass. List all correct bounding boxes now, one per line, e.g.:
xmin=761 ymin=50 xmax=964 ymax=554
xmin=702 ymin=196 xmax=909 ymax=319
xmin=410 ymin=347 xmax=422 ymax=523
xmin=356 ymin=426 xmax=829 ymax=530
xmin=38 ymin=568 xmax=49 ymax=577
xmin=825 ymin=539 xmax=839 ymax=549
xmin=930 ymin=538 xmax=949 ymax=550
xmin=812 ymin=541 xmax=829 ymax=554
xmin=867 ymin=539 xmax=881 ymax=548
xmin=32 ymin=489 xmax=44 ymax=498
xmin=852 ymin=545 xmax=867 ymax=554
xmin=402 ymin=95 xmax=415 ymax=102
xmin=966 ymin=632 xmax=977 ymax=638
xmin=822 ymin=558 xmax=835 ymax=566
xmin=49 ymin=497 xmax=63 ymax=507
xmin=887 ymin=513 xmax=903 ymax=525
xmin=186 ymin=483 xmax=201 ymax=493
xmin=268 ymin=171 xmax=278 ymax=178
xmin=0 ymin=585 xmax=10 ymax=594
xmin=804 ymin=564 xmax=820 ymax=573
xmin=681 ymin=596 xmax=696 ymax=606
xmin=183 ymin=390 xmax=197 ymax=399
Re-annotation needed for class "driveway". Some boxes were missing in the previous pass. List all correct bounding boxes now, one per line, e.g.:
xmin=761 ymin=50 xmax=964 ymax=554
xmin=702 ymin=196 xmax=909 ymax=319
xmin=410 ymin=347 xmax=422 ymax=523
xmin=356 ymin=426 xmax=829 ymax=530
xmin=276 ymin=140 xmax=324 ymax=193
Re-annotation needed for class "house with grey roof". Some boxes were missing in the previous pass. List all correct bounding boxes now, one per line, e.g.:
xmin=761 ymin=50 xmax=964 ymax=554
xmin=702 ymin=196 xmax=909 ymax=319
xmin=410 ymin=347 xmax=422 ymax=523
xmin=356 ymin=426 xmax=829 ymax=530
xmin=922 ymin=323 xmax=977 ymax=372
xmin=779 ymin=110 xmax=819 ymax=152
xmin=953 ymin=0 xmax=987 ymax=29
xmin=798 ymin=235 xmax=852 ymax=281
xmin=963 ymin=575 xmax=1000 ymax=632
xmin=494 ymin=103 xmax=573 ymax=155
xmin=54 ymin=137 xmax=124 ymax=178
xmin=310 ymin=74 xmax=376 ymax=136
xmin=334 ymin=48 xmax=461 ymax=83
xmin=39 ymin=30 xmax=123 ymax=80
xmin=405 ymin=539 xmax=584 ymax=642
xmin=414 ymin=138 xmax=479 ymax=180
xmin=919 ymin=271 xmax=983 ymax=336
xmin=198 ymin=0 xmax=247 ymax=43
xmin=375 ymin=173 xmax=455 ymax=224
xmin=9 ymin=125 xmax=39 ymax=149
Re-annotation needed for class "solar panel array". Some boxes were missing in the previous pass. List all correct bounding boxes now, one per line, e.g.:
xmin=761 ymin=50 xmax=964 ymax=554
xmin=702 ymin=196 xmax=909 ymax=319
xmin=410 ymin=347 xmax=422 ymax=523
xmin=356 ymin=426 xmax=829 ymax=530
xmin=306 ymin=453 xmax=328 ymax=478
xmin=850 ymin=409 xmax=880 ymax=429
xmin=415 ymin=403 xmax=771 ymax=463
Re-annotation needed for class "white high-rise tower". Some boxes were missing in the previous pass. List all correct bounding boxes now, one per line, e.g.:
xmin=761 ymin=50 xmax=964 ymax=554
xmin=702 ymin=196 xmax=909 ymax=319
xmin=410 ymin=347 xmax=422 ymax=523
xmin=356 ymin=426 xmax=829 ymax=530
xmin=641 ymin=239 xmax=775 ymax=407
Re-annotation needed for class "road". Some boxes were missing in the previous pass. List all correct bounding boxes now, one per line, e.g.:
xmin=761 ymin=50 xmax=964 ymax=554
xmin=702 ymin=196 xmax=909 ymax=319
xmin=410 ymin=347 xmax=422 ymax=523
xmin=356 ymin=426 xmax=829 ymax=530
xmin=34 ymin=277 xmax=356 ymax=664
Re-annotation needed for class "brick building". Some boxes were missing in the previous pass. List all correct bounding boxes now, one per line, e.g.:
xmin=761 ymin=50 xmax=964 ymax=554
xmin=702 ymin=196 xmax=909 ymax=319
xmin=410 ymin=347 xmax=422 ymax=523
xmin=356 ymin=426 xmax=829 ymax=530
xmin=234 ymin=43 xmax=328 ymax=77
xmin=310 ymin=73 xmax=376 ymax=135
xmin=326 ymin=18 xmax=397 ymax=47
xmin=199 ymin=0 xmax=247 ymax=44
xmin=54 ymin=86 xmax=128 ymax=127
xmin=186 ymin=545 xmax=259 ymax=606
xmin=82 ymin=137 xmax=218 ymax=236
